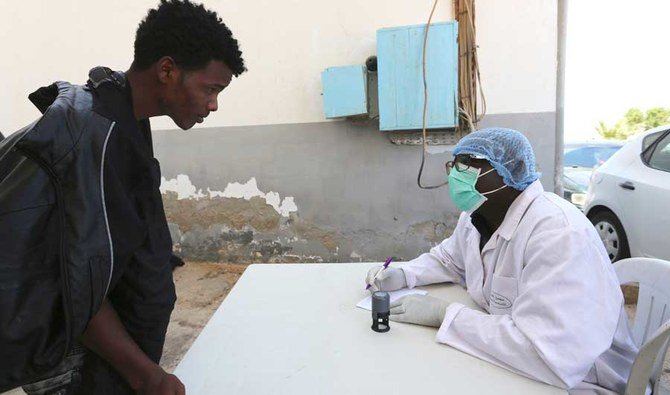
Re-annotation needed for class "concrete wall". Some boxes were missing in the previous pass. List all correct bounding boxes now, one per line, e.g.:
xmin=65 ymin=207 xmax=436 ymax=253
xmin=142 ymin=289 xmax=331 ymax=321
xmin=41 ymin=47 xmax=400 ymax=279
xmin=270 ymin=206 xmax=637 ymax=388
xmin=2 ymin=0 xmax=559 ymax=263
xmin=156 ymin=111 xmax=555 ymax=263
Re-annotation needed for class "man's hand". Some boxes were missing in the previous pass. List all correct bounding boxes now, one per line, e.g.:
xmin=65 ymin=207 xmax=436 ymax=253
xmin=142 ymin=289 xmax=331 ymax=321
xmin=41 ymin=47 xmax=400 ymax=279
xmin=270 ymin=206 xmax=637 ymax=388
xmin=389 ymin=294 xmax=450 ymax=328
xmin=365 ymin=266 xmax=407 ymax=292
xmin=81 ymin=300 xmax=185 ymax=394
xmin=138 ymin=367 xmax=185 ymax=395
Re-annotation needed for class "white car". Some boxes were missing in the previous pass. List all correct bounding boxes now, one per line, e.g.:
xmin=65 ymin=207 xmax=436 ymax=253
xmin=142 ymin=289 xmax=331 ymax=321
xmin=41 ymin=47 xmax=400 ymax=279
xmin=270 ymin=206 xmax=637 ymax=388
xmin=563 ymin=141 xmax=624 ymax=208
xmin=583 ymin=125 xmax=670 ymax=262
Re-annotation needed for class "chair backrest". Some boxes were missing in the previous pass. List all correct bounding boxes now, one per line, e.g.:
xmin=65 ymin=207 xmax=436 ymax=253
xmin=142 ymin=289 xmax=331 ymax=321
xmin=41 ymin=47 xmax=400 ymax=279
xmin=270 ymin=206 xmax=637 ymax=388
xmin=614 ymin=257 xmax=670 ymax=395
xmin=615 ymin=258 xmax=670 ymax=346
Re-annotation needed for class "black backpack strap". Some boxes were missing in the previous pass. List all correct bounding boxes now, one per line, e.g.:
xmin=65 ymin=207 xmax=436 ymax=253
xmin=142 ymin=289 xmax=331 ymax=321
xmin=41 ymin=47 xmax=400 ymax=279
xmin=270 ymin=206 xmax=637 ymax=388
xmin=87 ymin=66 xmax=126 ymax=90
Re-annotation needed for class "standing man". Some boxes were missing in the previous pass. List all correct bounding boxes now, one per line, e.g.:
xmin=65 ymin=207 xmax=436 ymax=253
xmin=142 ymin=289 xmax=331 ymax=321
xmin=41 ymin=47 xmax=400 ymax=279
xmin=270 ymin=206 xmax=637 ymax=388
xmin=1 ymin=1 xmax=245 ymax=394
xmin=366 ymin=128 xmax=639 ymax=394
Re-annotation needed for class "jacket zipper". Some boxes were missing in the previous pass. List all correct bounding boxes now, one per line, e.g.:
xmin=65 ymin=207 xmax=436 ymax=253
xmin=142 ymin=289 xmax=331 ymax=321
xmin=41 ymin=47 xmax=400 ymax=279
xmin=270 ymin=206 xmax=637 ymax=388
xmin=15 ymin=146 xmax=73 ymax=360
xmin=100 ymin=122 xmax=115 ymax=299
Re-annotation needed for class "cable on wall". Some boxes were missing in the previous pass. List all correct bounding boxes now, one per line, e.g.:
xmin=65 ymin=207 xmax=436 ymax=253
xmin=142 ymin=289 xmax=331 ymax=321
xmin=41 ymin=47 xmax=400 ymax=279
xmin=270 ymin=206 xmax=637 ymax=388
xmin=416 ymin=0 xmax=484 ymax=189
xmin=417 ymin=0 xmax=448 ymax=189
xmin=456 ymin=0 xmax=485 ymax=133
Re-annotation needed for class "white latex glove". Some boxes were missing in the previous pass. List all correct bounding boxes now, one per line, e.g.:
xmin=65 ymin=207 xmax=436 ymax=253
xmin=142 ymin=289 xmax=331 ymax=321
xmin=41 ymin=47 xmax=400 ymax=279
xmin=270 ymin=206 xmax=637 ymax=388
xmin=389 ymin=294 xmax=450 ymax=328
xmin=366 ymin=266 xmax=407 ymax=292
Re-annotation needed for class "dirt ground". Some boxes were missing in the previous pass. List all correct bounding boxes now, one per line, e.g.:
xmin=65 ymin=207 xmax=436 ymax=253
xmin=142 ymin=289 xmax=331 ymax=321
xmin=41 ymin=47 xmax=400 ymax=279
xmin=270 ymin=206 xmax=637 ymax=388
xmin=160 ymin=261 xmax=249 ymax=372
xmin=3 ymin=263 xmax=669 ymax=394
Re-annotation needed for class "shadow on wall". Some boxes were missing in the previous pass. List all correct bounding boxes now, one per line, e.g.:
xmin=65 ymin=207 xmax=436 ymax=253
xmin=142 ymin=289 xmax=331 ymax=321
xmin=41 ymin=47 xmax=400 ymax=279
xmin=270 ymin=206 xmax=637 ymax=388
xmin=163 ymin=192 xmax=457 ymax=264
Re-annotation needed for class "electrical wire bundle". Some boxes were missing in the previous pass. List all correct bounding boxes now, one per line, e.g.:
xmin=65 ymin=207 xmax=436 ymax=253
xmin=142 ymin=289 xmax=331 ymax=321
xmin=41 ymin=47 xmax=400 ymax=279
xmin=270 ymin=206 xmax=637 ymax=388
xmin=456 ymin=0 xmax=486 ymax=134
xmin=417 ymin=0 xmax=485 ymax=189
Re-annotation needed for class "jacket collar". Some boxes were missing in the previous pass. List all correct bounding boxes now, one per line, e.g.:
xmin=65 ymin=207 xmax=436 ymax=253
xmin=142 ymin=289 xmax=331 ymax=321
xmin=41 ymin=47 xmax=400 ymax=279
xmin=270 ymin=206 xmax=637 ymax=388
xmin=496 ymin=180 xmax=544 ymax=241
xmin=87 ymin=67 xmax=154 ymax=155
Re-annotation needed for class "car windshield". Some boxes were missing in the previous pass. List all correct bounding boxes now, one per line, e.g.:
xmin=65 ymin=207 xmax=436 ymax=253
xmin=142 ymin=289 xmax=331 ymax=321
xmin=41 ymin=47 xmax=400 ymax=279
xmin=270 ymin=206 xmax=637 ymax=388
xmin=564 ymin=145 xmax=622 ymax=168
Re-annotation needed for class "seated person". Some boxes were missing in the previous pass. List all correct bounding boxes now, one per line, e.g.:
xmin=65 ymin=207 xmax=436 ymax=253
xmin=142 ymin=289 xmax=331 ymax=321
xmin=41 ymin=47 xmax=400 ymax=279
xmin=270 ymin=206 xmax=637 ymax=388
xmin=366 ymin=128 xmax=638 ymax=394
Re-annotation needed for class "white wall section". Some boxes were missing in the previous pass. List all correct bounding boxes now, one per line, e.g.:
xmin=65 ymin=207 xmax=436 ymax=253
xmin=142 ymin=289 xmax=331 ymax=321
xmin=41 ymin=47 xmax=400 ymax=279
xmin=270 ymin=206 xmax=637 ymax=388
xmin=477 ymin=0 xmax=558 ymax=115
xmin=160 ymin=175 xmax=298 ymax=217
xmin=2 ymin=0 xmax=454 ymax=132
xmin=1 ymin=1 xmax=556 ymax=132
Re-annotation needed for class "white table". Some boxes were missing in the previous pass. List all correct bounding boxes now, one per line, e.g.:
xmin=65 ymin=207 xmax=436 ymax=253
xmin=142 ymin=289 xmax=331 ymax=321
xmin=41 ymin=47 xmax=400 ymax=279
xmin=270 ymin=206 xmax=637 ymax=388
xmin=174 ymin=263 xmax=566 ymax=394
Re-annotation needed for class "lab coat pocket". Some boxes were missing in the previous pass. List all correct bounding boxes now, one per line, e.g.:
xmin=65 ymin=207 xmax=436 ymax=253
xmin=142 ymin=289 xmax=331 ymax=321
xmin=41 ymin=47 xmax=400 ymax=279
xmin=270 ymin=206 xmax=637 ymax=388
xmin=489 ymin=275 xmax=518 ymax=315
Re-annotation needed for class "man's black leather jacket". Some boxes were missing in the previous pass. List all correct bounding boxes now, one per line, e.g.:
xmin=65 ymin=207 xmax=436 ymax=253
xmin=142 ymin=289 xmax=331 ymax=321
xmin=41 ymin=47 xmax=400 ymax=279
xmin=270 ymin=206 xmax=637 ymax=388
xmin=0 ymin=74 xmax=118 ymax=391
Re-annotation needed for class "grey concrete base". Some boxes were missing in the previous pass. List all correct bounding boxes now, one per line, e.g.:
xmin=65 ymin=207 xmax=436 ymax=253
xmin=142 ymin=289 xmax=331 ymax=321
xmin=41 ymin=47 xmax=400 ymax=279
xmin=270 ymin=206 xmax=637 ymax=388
xmin=153 ymin=112 xmax=556 ymax=263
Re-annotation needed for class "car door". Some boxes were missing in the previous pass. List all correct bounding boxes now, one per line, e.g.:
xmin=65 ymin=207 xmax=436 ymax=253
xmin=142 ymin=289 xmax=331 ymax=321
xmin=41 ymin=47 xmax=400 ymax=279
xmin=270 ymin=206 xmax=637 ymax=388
xmin=614 ymin=131 xmax=670 ymax=259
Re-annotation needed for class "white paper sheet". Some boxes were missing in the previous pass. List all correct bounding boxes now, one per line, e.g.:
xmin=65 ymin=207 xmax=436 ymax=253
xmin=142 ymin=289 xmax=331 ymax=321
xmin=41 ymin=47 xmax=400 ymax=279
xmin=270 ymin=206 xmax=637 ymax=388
xmin=356 ymin=288 xmax=428 ymax=311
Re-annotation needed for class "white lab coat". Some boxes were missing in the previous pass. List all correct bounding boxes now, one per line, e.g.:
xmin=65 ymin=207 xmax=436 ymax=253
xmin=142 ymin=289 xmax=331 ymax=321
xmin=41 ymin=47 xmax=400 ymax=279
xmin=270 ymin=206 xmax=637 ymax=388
xmin=401 ymin=181 xmax=639 ymax=394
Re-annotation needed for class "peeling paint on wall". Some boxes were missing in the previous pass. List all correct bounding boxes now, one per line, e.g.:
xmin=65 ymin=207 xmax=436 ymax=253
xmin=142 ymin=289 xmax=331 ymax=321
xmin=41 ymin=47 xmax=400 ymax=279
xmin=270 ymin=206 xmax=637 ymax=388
xmin=160 ymin=175 xmax=298 ymax=217
xmin=161 ymin=183 xmax=342 ymax=263
xmin=160 ymin=174 xmax=205 ymax=200
xmin=160 ymin=175 xmax=458 ymax=264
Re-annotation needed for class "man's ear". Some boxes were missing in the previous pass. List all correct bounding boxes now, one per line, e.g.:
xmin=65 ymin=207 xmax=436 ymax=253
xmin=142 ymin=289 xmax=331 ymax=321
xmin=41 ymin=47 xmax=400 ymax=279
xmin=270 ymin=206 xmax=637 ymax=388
xmin=156 ymin=56 xmax=180 ymax=84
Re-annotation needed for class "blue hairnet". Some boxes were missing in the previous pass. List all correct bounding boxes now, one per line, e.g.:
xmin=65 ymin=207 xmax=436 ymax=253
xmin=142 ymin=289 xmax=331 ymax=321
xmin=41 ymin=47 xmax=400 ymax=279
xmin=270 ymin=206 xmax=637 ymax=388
xmin=452 ymin=127 xmax=541 ymax=191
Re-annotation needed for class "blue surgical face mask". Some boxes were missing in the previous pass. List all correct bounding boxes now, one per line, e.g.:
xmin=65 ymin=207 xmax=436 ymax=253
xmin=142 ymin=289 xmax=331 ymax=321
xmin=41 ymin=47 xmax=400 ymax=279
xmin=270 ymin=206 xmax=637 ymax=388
xmin=448 ymin=166 xmax=508 ymax=213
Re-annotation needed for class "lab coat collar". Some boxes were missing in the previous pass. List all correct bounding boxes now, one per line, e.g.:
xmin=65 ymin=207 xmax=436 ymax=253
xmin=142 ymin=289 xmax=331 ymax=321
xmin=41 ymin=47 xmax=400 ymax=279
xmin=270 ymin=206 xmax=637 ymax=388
xmin=496 ymin=180 xmax=544 ymax=241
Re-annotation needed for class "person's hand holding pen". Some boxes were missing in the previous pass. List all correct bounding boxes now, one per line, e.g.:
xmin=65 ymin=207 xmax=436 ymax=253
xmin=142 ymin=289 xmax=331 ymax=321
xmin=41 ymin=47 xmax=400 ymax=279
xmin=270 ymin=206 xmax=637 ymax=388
xmin=365 ymin=258 xmax=407 ymax=292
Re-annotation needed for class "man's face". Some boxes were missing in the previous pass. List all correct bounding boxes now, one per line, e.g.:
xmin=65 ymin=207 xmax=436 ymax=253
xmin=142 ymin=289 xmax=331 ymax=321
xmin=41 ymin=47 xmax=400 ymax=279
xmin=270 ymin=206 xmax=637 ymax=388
xmin=160 ymin=60 xmax=233 ymax=130
xmin=454 ymin=155 xmax=505 ymax=193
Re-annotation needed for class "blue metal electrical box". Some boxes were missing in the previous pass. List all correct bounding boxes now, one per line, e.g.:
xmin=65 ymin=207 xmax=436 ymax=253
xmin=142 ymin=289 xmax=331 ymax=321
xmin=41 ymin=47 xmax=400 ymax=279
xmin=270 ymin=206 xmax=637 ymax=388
xmin=377 ymin=22 xmax=458 ymax=131
xmin=321 ymin=65 xmax=368 ymax=118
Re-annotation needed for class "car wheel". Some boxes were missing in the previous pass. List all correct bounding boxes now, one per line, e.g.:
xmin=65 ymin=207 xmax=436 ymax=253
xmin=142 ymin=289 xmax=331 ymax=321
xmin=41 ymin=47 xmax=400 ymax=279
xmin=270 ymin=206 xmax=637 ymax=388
xmin=590 ymin=211 xmax=631 ymax=262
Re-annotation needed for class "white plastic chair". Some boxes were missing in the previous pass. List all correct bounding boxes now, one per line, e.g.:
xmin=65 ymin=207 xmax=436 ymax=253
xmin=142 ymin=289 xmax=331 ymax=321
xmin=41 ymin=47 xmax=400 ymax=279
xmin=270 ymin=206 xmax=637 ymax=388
xmin=615 ymin=257 xmax=670 ymax=395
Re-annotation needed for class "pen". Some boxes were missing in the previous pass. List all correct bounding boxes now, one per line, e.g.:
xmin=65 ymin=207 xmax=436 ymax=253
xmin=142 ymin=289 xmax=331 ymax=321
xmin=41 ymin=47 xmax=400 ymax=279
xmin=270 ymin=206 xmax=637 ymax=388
xmin=366 ymin=257 xmax=394 ymax=290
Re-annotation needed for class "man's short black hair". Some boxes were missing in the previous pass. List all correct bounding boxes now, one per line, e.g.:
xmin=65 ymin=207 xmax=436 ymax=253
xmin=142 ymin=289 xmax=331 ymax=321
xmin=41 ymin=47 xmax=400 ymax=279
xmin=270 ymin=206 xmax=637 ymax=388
xmin=132 ymin=0 xmax=246 ymax=76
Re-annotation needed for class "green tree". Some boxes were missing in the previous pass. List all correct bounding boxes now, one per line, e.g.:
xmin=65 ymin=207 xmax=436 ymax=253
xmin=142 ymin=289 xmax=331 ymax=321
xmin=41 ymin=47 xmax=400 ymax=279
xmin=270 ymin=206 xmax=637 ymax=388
xmin=596 ymin=107 xmax=670 ymax=140
xmin=595 ymin=121 xmax=619 ymax=140
xmin=644 ymin=107 xmax=670 ymax=129
xmin=624 ymin=108 xmax=644 ymax=125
